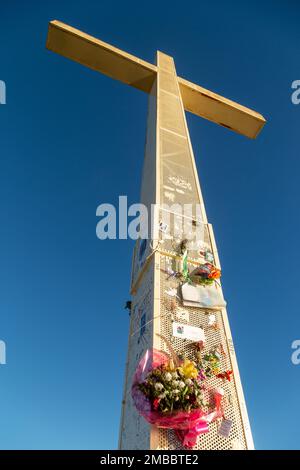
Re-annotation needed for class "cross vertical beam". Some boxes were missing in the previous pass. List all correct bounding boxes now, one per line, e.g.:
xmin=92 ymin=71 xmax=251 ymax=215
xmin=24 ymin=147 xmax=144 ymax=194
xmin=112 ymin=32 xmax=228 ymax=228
xmin=119 ymin=52 xmax=254 ymax=450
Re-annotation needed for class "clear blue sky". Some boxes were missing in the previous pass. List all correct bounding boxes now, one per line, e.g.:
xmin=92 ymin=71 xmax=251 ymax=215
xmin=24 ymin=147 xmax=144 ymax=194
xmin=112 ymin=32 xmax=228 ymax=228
xmin=0 ymin=0 xmax=299 ymax=450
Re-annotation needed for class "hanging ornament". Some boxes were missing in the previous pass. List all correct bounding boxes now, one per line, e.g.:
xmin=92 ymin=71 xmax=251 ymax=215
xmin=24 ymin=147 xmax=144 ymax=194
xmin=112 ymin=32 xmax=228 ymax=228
xmin=216 ymin=370 xmax=233 ymax=382
xmin=213 ymin=387 xmax=224 ymax=415
xmin=218 ymin=419 xmax=233 ymax=438
xmin=124 ymin=300 xmax=132 ymax=315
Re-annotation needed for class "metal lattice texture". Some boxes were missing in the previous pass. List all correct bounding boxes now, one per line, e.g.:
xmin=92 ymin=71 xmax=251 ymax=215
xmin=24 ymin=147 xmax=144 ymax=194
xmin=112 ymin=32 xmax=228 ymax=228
xmin=119 ymin=261 xmax=154 ymax=450
xmin=158 ymin=208 xmax=212 ymax=262
xmin=156 ymin=254 xmax=247 ymax=450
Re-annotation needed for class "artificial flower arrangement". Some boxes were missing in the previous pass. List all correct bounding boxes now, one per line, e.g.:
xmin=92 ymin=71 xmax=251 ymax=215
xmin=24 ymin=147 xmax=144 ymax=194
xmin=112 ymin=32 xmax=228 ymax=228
xmin=138 ymin=357 xmax=205 ymax=414
xmin=190 ymin=263 xmax=221 ymax=286
xmin=195 ymin=342 xmax=233 ymax=382
xmin=163 ymin=248 xmax=221 ymax=287
xmin=132 ymin=343 xmax=232 ymax=448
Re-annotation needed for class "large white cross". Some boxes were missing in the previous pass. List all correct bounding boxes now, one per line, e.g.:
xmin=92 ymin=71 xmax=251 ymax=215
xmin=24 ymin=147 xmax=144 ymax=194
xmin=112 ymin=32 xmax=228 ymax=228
xmin=47 ymin=20 xmax=265 ymax=450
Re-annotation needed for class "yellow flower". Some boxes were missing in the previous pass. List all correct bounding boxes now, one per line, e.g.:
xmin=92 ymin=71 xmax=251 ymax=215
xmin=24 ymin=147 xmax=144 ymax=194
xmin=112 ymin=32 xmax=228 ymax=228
xmin=212 ymin=367 xmax=221 ymax=375
xmin=179 ymin=359 xmax=198 ymax=379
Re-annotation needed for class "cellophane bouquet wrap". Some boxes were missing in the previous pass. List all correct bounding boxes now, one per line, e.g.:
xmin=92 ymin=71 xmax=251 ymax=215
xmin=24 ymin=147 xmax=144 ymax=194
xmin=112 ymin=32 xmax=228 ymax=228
xmin=131 ymin=349 xmax=224 ymax=448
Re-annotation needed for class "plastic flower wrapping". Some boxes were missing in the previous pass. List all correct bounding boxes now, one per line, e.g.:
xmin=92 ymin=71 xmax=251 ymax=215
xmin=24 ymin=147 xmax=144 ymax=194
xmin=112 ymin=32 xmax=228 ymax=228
xmin=190 ymin=263 xmax=221 ymax=286
xmin=132 ymin=348 xmax=225 ymax=448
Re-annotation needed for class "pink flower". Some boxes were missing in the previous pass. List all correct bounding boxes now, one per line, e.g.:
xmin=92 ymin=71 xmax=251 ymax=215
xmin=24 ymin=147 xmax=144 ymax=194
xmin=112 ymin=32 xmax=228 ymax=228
xmin=197 ymin=369 xmax=206 ymax=381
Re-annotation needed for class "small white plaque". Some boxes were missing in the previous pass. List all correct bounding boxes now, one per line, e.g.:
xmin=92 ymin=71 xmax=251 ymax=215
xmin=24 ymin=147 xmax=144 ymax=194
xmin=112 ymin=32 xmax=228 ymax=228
xmin=176 ymin=309 xmax=189 ymax=322
xmin=172 ymin=322 xmax=205 ymax=342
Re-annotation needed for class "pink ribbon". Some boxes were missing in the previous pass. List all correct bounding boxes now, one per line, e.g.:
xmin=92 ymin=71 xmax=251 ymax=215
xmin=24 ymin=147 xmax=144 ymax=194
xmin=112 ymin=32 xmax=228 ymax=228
xmin=174 ymin=388 xmax=224 ymax=449
xmin=175 ymin=421 xmax=209 ymax=448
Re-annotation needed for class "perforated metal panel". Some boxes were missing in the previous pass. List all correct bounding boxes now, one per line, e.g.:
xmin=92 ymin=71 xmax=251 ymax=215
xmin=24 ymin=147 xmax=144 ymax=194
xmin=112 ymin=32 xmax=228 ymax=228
xmin=119 ymin=261 xmax=155 ymax=450
xmin=156 ymin=254 xmax=247 ymax=450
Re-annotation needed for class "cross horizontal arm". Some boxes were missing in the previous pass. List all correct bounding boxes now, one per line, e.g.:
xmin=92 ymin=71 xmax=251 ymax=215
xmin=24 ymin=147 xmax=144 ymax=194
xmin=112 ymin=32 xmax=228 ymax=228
xmin=46 ymin=21 xmax=157 ymax=93
xmin=46 ymin=20 xmax=266 ymax=139
xmin=178 ymin=77 xmax=265 ymax=139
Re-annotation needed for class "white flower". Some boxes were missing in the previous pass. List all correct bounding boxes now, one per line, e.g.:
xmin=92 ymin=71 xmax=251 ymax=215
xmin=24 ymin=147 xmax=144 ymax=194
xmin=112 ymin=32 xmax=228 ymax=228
xmin=165 ymin=372 xmax=172 ymax=381
xmin=158 ymin=393 xmax=166 ymax=399
xmin=173 ymin=389 xmax=180 ymax=395
xmin=155 ymin=382 xmax=164 ymax=391
xmin=172 ymin=380 xmax=179 ymax=387
xmin=178 ymin=381 xmax=185 ymax=389
xmin=172 ymin=371 xmax=178 ymax=379
xmin=185 ymin=378 xmax=193 ymax=386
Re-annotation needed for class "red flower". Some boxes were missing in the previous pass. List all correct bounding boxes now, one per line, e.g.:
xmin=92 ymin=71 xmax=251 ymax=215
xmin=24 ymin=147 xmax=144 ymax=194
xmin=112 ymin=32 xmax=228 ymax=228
xmin=190 ymin=395 xmax=197 ymax=404
xmin=216 ymin=370 xmax=233 ymax=382
xmin=153 ymin=398 xmax=160 ymax=410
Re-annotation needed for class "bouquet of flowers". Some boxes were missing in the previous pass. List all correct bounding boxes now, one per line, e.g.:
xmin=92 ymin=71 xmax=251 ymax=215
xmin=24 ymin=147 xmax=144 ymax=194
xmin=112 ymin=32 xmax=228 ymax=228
xmin=132 ymin=349 xmax=224 ymax=448
xmin=138 ymin=357 xmax=205 ymax=414
xmin=190 ymin=263 xmax=221 ymax=286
